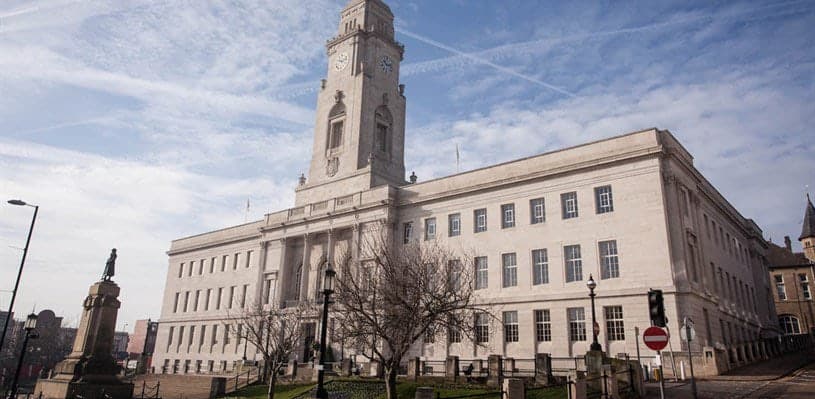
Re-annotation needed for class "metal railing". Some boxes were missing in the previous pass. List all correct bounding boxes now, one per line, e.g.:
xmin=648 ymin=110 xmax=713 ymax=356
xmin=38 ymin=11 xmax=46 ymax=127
xmin=136 ymin=381 xmax=161 ymax=399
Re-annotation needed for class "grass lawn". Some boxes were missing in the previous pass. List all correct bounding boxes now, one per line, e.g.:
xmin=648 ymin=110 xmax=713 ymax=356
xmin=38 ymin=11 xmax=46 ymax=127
xmin=228 ymin=382 xmax=314 ymax=399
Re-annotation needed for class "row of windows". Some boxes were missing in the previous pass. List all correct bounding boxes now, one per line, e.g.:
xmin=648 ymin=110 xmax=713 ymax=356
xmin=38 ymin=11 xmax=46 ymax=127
xmin=404 ymin=186 xmax=615 ymax=243
xmin=172 ymin=284 xmax=250 ymax=313
xmin=472 ymin=240 xmax=620 ymax=290
xmin=702 ymin=212 xmax=750 ymax=264
xmin=165 ymin=322 xmax=248 ymax=355
xmin=774 ymin=274 xmax=812 ymax=301
xmin=712 ymin=263 xmax=758 ymax=314
xmin=177 ymin=251 xmax=254 ymax=278
xmin=457 ymin=306 xmax=625 ymax=344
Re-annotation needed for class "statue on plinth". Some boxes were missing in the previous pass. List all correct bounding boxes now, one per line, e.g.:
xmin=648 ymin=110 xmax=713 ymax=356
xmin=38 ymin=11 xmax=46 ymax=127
xmin=35 ymin=248 xmax=134 ymax=399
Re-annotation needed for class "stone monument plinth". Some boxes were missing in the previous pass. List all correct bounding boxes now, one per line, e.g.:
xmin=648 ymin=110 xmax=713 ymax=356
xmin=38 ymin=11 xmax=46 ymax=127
xmin=35 ymin=279 xmax=134 ymax=399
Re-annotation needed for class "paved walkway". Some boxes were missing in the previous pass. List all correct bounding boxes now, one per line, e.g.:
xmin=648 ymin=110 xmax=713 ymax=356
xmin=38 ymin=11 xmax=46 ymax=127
xmin=643 ymin=351 xmax=815 ymax=399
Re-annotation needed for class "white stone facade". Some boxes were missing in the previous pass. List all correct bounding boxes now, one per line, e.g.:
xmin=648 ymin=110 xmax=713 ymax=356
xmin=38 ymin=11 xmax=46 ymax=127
xmin=152 ymin=0 xmax=778 ymax=374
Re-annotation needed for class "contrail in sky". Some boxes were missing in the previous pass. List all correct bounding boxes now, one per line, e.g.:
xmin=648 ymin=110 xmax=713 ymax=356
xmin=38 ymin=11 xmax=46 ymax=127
xmin=396 ymin=26 xmax=578 ymax=99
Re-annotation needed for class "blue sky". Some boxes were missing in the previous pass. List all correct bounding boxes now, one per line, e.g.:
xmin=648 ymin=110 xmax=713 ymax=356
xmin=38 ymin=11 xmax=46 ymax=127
xmin=1 ymin=0 xmax=813 ymax=330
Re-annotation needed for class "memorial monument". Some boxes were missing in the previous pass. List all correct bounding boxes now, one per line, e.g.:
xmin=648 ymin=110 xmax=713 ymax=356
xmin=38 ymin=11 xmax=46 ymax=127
xmin=35 ymin=249 xmax=134 ymax=399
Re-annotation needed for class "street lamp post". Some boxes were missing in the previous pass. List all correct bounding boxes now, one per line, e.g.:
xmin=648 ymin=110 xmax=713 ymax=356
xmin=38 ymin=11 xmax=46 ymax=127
xmin=315 ymin=266 xmax=336 ymax=399
xmin=0 ymin=200 xmax=39 ymax=354
xmin=587 ymin=274 xmax=602 ymax=351
xmin=8 ymin=313 xmax=38 ymax=399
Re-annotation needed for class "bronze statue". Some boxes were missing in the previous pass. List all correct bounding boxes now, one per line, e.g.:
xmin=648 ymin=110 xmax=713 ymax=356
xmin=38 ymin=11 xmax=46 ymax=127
xmin=102 ymin=248 xmax=117 ymax=281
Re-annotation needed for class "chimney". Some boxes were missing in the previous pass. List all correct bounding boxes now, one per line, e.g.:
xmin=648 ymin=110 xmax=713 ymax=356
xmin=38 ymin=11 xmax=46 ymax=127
xmin=784 ymin=236 xmax=792 ymax=251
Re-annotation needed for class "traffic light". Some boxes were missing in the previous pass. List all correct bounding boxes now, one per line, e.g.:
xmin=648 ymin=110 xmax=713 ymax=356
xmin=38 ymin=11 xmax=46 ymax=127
xmin=648 ymin=289 xmax=666 ymax=327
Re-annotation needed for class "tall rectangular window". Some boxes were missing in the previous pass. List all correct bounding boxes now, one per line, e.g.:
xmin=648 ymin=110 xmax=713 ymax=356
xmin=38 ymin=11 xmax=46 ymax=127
xmin=532 ymin=249 xmax=549 ymax=285
xmin=565 ymin=245 xmax=583 ymax=282
xmin=233 ymin=253 xmax=239 ymax=270
xmin=199 ymin=325 xmax=207 ymax=351
xmin=561 ymin=192 xmax=578 ymax=219
xmin=474 ymin=256 xmax=488 ymax=290
xmin=228 ymin=286 xmax=235 ymax=309
xmin=183 ymin=291 xmax=190 ymax=312
xmin=448 ymin=213 xmax=461 ymax=237
xmin=448 ymin=324 xmax=461 ymax=343
xmin=211 ymin=324 xmax=218 ymax=347
xmin=178 ymin=263 xmax=184 ymax=278
xmin=221 ymin=255 xmax=228 ymax=272
xmin=501 ymin=204 xmax=515 ymax=228
xmin=167 ymin=327 xmax=174 ymax=352
xmin=377 ymin=124 xmax=388 ymax=152
xmin=216 ymin=287 xmax=223 ymax=310
xmin=604 ymin=306 xmax=625 ymax=341
xmin=241 ymin=284 xmax=248 ymax=308
xmin=173 ymin=293 xmax=180 ymax=313
xmin=193 ymin=290 xmax=200 ymax=312
xmin=188 ymin=326 xmax=195 ymax=351
xmin=599 ymin=240 xmax=620 ymax=279
xmin=474 ymin=208 xmax=487 ymax=233
xmin=188 ymin=260 xmax=194 ymax=276
xmin=568 ymin=308 xmax=586 ymax=341
xmin=204 ymin=289 xmax=211 ymax=311
xmin=329 ymin=120 xmax=343 ymax=149
xmin=246 ymin=251 xmax=252 ymax=268
xmin=199 ymin=259 xmax=205 ymax=275
xmin=530 ymin=198 xmax=545 ymax=224
xmin=502 ymin=253 xmax=517 ymax=288
xmin=475 ymin=313 xmax=489 ymax=343
xmin=403 ymin=222 xmax=413 ymax=244
xmin=775 ymin=275 xmax=786 ymax=300
xmin=800 ymin=274 xmax=811 ymax=300
xmin=425 ymin=218 xmax=436 ymax=240
xmin=535 ymin=309 xmax=551 ymax=342
xmin=210 ymin=257 xmax=216 ymax=273
xmin=503 ymin=311 xmax=519 ymax=342
xmin=594 ymin=185 xmax=614 ymax=213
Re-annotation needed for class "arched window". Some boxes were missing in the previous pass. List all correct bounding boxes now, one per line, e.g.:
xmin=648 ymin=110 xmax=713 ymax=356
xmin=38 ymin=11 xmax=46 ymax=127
xmin=327 ymin=102 xmax=346 ymax=151
xmin=374 ymin=105 xmax=393 ymax=154
xmin=779 ymin=315 xmax=801 ymax=335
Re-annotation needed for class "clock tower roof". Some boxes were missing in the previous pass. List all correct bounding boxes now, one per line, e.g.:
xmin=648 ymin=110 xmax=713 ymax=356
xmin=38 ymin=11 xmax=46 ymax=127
xmin=344 ymin=0 xmax=393 ymax=14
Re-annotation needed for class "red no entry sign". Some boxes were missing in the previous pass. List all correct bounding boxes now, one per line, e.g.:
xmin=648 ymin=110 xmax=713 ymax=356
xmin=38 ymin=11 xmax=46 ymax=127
xmin=643 ymin=326 xmax=669 ymax=351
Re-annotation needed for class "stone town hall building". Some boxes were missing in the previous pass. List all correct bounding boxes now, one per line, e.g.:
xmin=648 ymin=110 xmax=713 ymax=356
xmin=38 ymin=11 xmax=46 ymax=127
xmin=153 ymin=0 xmax=779 ymax=374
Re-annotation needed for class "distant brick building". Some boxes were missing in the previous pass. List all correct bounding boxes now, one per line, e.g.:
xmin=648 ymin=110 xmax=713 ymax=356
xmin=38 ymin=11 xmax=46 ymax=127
xmin=768 ymin=196 xmax=815 ymax=335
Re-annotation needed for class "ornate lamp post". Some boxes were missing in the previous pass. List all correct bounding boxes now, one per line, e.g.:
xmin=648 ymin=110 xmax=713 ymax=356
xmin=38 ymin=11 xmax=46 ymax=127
xmin=587 ymin=274 xmax=602 ymax=351
xmin=1 ymin=200 xmax=38 ymax=354
xmin=315 ymin=265 xmax=336 ymax=399
xmin=9 ymin=313 xmax=38 ymax=399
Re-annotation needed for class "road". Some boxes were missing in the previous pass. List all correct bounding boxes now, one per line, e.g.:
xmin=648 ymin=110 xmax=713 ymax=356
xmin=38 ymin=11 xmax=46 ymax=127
xmin=644 ymin=357 xmax=815 ymax=399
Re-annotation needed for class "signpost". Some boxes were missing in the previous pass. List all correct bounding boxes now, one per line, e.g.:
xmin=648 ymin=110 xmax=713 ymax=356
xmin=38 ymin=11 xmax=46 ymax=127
xmin=682 ymin=317 xmax=698 ymax=399
xmin=643 ymin=326 xmax=668 ymax=399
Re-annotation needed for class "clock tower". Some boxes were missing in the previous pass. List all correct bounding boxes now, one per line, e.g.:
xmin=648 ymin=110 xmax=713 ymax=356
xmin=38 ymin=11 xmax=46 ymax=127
xmin=295 ymin=0 xmax=406 ymax=206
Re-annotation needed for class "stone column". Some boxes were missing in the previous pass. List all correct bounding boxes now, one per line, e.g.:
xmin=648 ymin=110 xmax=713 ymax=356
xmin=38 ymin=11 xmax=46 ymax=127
xmin=341 ymin=358 xmax=352 ymax=377
xmin=300 ymin=234 xmax=311 ymax=302
xmin=445 ymin=356 xmax=459 ymax=382
xmin=487 ymin=355 xmax=502 ymax=387
xmin=535 ymin=353 xmax=553 ymax=385
xmin=274 ymin=238 xmax=287 ymax=306
xmin=569 ymin=371 xmax=586 ymax=399
xmin=407 ymin=357 xmax=420 ymax=381
xmin=503 ymin=379 xmax=525 ymax=399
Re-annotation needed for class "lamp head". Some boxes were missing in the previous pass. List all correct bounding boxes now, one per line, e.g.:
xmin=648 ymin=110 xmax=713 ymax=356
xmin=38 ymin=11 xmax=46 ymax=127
xmin=586 ymin=274 xmax=597 ymax=291
xmin=24 ymin=313 xmax=38 ymax=331
xmin=8 ymin=199 xmax=27 ymax=206
xmin=324 ymin=265 xmax=336 ymax=293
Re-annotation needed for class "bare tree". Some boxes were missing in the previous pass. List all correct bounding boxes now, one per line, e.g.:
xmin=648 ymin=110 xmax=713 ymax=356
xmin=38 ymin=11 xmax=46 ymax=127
xmin=333 ymin=231 xmax=487 ymax=399
xmin=228 ymin=302 xmax=309 ymax=399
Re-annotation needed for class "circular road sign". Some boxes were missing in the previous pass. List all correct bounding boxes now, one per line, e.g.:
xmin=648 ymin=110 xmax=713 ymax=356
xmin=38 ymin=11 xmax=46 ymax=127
xmin=643 ymin=326 xmax=669 ymax=351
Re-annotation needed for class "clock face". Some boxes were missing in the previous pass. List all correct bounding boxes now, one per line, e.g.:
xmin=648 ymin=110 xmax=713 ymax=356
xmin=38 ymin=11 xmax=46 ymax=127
xmin=334 ymin=52 xmax=349 ymax=71
xmin=379 ymin=55 xmax=393 ymax=74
